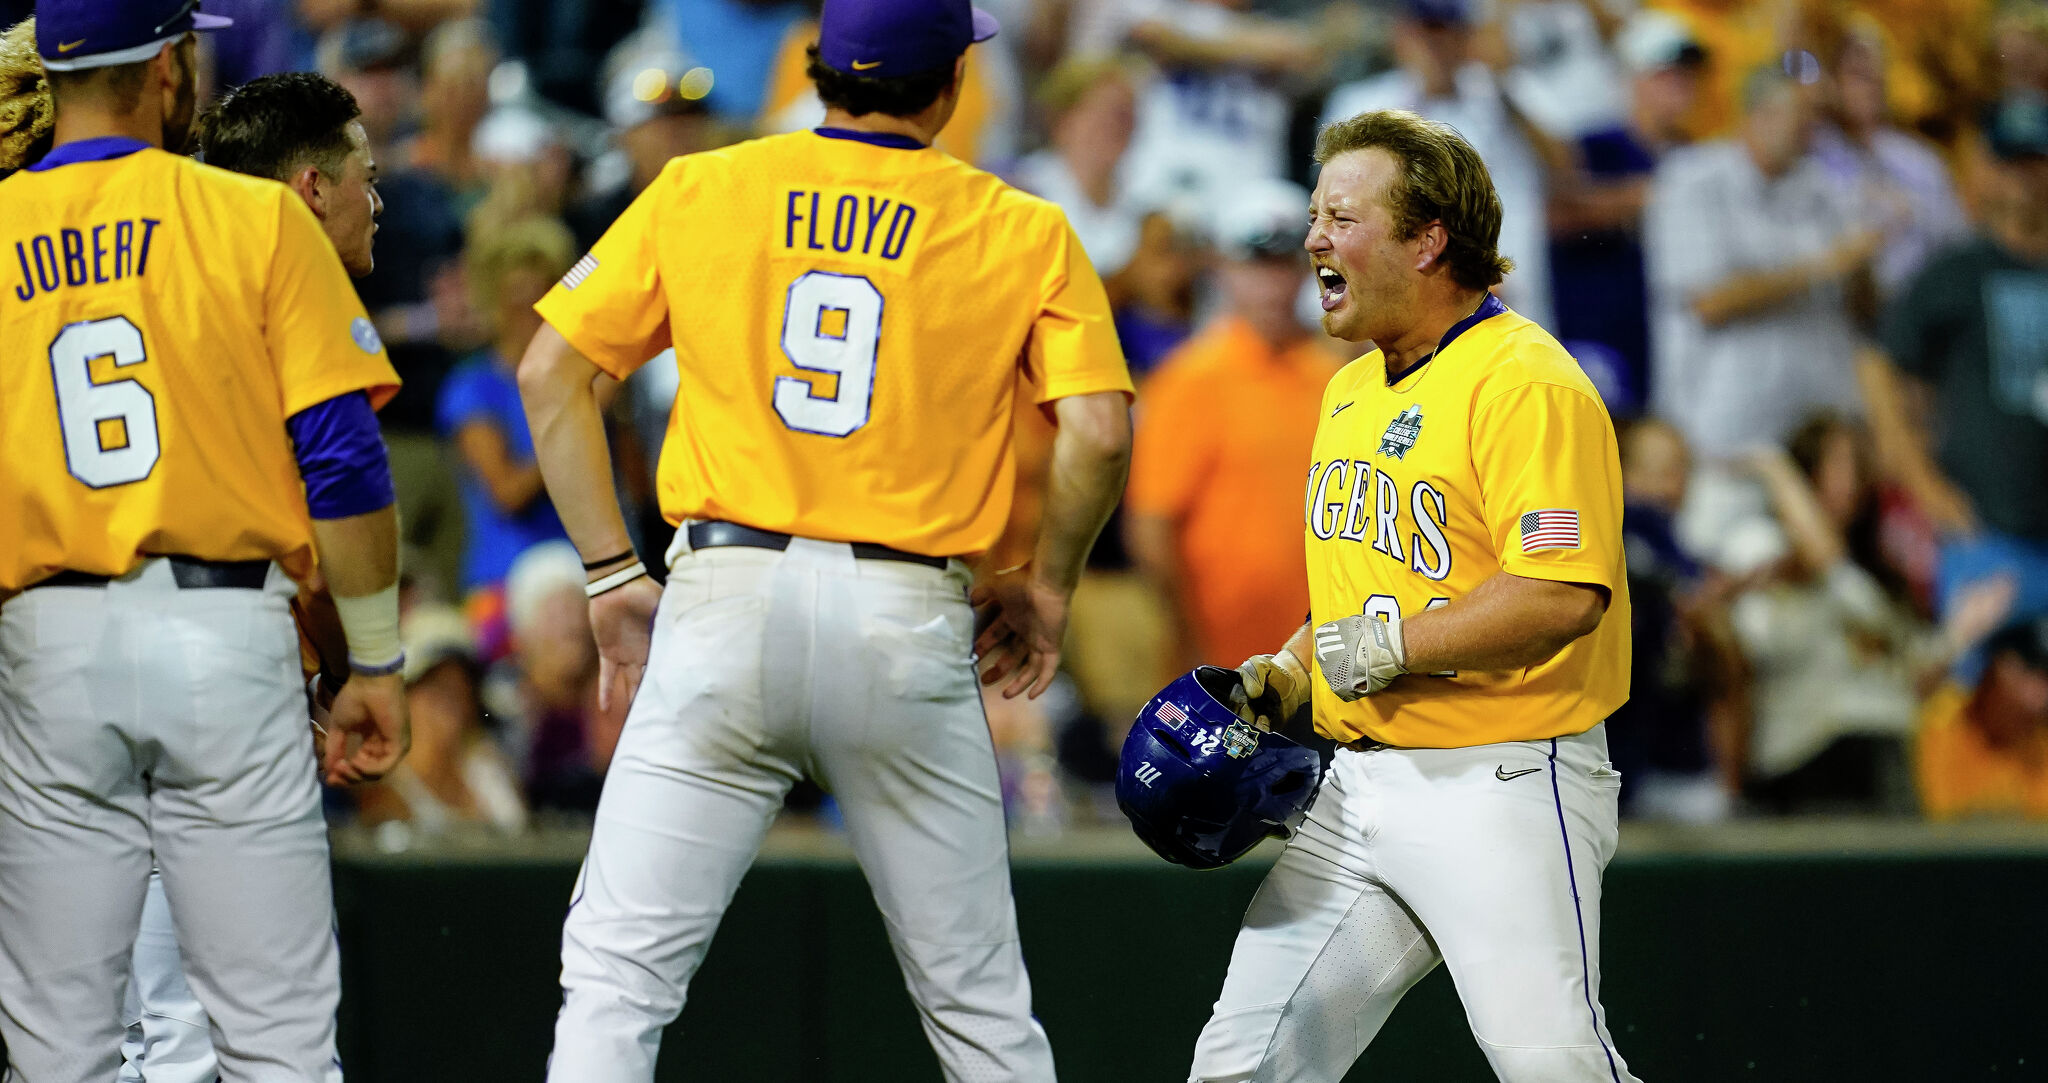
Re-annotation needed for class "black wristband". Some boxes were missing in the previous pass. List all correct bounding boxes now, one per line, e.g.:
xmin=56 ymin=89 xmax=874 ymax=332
xmin=581 ymin=549 xmax=637 ymax=571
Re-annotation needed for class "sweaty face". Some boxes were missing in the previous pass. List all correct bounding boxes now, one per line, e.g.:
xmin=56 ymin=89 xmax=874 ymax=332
xmin=1306 ymin=148 xmax=1412 ymax=343
xmin=322 ymin=121 xmax=382 ymax=278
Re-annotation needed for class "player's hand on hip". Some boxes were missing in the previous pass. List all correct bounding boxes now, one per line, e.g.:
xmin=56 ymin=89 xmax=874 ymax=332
xmin=589 ymin=575 xmax=663 ymax=714
xmin=970 ymin=574 xmax=1069 ymax=700
xmin=1313 ymin=613 xmax=1408 ymax=700
xmin=1230 ymin=648 xmax=1310 ymax=730
xmin=322 ymin=672 xmax=411 ymax=786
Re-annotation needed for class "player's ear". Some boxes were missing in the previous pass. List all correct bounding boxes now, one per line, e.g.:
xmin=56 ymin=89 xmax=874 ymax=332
xmin=288 ymin=165 xmax=327 ymax=221
xmin=1412 ymin=221 xmax=1448 ymax=274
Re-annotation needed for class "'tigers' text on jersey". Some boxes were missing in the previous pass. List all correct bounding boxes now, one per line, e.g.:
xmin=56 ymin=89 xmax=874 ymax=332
xmin=1305 ymin=457 xmax=1453 ymax=582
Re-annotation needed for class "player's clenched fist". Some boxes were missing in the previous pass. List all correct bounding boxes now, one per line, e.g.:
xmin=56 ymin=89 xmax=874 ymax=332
xmin=1313 ymin=614 xmax=1408 ymax=700
xmin=322 ymin=672 xmax=411 ymax=786
xmin=1230 ymin=648 xmax=1310 ymax=730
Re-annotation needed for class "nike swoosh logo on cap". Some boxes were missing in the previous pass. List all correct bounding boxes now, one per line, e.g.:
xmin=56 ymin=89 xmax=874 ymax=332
xmin=851 ymin=59 xmax=882 ymax=70
xmin=57 ymin=39 xmax=86 ymax=52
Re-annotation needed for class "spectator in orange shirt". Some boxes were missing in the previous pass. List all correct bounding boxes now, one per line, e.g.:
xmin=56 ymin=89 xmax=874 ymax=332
xmin=1918 ymin=618 xmax=2048 ymax=819
xmin=1126 ymin=179 xmax=1341 ymax=675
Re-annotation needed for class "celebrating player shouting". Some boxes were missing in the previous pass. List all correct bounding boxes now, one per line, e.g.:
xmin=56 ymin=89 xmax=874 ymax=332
xmin=516 ymin=0 xmax=1133 ymax=1077
xmin=1187 ymin=111 xmax=1641 ymax=1081
xmin=0 ymin=1 xmax=406 ymax=1080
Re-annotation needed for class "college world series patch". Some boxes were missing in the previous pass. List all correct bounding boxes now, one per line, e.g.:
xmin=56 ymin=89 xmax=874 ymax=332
xmin=1378 ymin=404 xmax=1423 ymax=459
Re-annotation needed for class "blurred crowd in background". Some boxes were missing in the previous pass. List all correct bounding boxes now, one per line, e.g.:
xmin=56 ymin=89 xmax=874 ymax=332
xmin=10 ymin=0 xmax=2043 ymax=837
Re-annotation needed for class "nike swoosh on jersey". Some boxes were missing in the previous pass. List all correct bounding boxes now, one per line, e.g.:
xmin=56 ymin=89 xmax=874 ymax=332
xmin=58 ymin=39 xmax=86 ymax=52
xmin=851 ymin=59 xmax=882 ymax=70
xmin=1330 ymin=401 xmax=1353 ymax=417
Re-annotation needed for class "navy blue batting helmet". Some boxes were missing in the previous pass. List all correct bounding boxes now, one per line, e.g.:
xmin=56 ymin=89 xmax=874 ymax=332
xmin=1117 ymin=666 xmax=1330 ymax=870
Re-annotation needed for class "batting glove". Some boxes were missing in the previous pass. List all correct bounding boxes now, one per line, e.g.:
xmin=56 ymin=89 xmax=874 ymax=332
xmin=1230 ymin=648 xmax=1310 ymax=730
xmin=1313 ymin=614 xmax=1407 ymax=700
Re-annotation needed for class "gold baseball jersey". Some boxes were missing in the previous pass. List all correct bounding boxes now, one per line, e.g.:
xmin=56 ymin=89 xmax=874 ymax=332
xmin=533 ymin=128 xmax=1132 ymax=558
xmin=1304 ymin=295 xmax=1630 ymax=748
xmin=0 ymin=141 xmax=399 ymax=593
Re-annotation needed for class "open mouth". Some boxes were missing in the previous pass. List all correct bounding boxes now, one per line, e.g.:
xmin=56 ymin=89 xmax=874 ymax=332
xmin=1315 ymin=265 xmax=1348 ymax=312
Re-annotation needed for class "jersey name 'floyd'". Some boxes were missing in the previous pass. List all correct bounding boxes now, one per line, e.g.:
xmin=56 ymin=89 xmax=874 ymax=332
xmin=782 ymin=188 xmax=921 ymax=260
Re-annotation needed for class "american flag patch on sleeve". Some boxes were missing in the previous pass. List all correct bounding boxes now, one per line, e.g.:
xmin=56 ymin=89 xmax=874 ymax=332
xmin=561 ymin=253 xmax=598 ymax=289
xmin=1519 ymin=509 xmax=1581 ymax=552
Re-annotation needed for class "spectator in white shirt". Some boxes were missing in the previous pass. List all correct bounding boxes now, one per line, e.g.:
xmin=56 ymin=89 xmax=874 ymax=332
xmin=1012 ymin=56 xmax=1145 ymax=278
xmin=1324 ymin=0 xmax=1554 ymax=327
xmin=1104 ymin=0 xmax=1335 ymax=212
xmin=1811 ymin=23 xmax=1967 ymax=301
xmin=1646 ymin=65 xmax=1878 ymax=478
xmin=1499 ymin=0 xmax=1628 ymax=140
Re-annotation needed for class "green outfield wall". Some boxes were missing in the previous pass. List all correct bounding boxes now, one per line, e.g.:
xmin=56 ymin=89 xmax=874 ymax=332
xmin=327 ymin=823 xmax=2048 ymax=1082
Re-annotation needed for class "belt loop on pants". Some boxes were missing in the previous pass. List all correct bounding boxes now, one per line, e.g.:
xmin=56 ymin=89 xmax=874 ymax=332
xmin=685 ymin=520 xmax=948 ymax=570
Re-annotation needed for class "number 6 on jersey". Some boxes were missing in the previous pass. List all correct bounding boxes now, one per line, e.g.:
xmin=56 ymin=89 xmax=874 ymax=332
xmin=776 ymin=270 xmax=881 ymax=438
xmin=50 ymin=315 xmax=160 ymax=489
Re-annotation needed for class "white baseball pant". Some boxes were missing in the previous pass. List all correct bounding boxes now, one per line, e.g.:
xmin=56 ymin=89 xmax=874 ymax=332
xmin=0 ymin=559 xmax=342 ymax=1083
xmin=547 ymin=537 xmax=1055 ymax=1082
xmin=1189 ymin=724 xmax=1639 ymax=1083
xmin=120 ymin=868 xmax=220 ymax=1083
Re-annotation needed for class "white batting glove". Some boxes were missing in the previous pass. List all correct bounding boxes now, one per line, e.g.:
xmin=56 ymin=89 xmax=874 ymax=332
xmin=1229 ymin=648 xmax=1311 ymax=730
xmin=1313 ymin=614 xmax=1408 ymax=700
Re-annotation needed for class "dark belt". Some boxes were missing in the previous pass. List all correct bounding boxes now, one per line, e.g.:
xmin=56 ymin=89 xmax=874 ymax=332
xmin=36 ymin=557 xmax=272 ymax=591
xmin=687 ymin=521 xmax=947 ymax=570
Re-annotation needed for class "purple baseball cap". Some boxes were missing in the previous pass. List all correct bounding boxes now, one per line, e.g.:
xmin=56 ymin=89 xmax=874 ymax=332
xmin=817 ymin=0 xmax=997 ymax=80
xmin=38 ymin=0 xmax=233 ymax=72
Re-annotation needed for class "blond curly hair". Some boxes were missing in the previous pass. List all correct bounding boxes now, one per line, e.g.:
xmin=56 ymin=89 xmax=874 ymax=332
xmin=0 ymin=18 xmax=54 ymax=177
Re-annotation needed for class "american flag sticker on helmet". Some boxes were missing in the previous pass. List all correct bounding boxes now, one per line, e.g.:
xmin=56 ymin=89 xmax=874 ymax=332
xmin=1156 ymin=701 xmax=1188 ymax=726
xmin=562 ymin=254 xmax=598 ymax=289
xmin=1519 ymin=508 xmax=1581 ymax=552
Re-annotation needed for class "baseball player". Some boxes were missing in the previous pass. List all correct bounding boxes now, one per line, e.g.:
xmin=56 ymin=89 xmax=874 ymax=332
xmin=516 ymin=0 xmax=1133 ymax=1077
xmin=0 ymin=2 xmax=408 ymax=1079
xmin=1187 ymin=109 xmax=1640 ymax=1081
xmin=99 ymin=70 xmax=389 ymax=1082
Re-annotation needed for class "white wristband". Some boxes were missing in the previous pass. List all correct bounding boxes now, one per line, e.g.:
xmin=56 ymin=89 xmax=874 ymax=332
xmin=333 ymin=582 xmax=403 ymax=673
xmin=585 ymin=561 xmax=648 ymax=598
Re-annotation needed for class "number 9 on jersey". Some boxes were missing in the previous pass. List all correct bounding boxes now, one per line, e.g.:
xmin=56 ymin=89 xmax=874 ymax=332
xmin=775 ymin=271 xmax=882 ymax=439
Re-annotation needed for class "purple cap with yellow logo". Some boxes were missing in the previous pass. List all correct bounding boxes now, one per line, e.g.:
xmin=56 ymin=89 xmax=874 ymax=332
xmin=37 ymin=0 xmax=232 ymax=72
xmin=817 ymin=0 xmax=997 ymax=80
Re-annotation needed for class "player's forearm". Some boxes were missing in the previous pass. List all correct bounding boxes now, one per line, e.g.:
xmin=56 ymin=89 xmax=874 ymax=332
xmin=293 ymin=586 xmax=349 ymax=683
xmin=1279 ymin=621 xmax=1312 ymax=667
xmin=311 ymin=505 xmax=403 ymax=671
xmin=310 ymin=505 xmax=399 ymax=598
xmin=518 ymin=324 xmax=636 ymax=565
xmin=1033 ymin=392 xmax=1133 ymax=593
xmin=1398 ymin=572 xmax=1607 ymax=673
